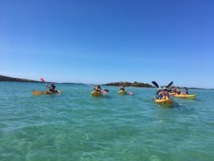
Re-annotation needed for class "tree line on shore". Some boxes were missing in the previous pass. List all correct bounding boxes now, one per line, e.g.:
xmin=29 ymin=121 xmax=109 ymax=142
xmin=1 ymin=75 xmax=211 ymax=90
xmin=0 ymin=75 xmax=152 ymax=87
xmin=104 ymin=81 xmax=153 ymax=88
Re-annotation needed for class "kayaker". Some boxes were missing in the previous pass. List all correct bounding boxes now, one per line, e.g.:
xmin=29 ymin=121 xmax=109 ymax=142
xmin=156 ymin=87 xmax=162 ymax=95
xmin=119 ymin=84 xmax=125 ymax=91
xmin=156 ymin=91 xmax=163 ymax=99
xmin=173 ymin=87 xmax=177 ymax=93
xmin=183 ymin=87 xmax=189 ymax=95
xmin=47 ymin=82 xmax=58 ymax=93
xmin=162 ymin=87 xmax=170 ymax=99
xmin=176 ymin=87 xmax=181 ymax=95
xmin=94 ymin=85 xmax=102 ymax=93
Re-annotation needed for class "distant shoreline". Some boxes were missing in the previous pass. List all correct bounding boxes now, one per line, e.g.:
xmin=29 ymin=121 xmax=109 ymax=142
xmin=104 ymin=81 xmax=153 ymax=88
xmin=0 ymin=75 xmax=39 ymax=82
xmin=0 ymin=75 xmax=212 ymax=90
xmin=103 ymin=82 xmax=212 ymax=90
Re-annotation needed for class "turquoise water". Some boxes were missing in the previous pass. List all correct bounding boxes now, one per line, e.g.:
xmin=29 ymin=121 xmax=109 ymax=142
xmin=0 ymin=82 xmax=214 ymax=161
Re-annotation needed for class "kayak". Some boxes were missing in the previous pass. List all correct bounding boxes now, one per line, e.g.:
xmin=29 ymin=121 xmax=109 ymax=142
xmin=154 ymin=98 xmax=174 ymax=105
xmin=32 ymin=90 xmax=61 ymax=95
xmin=91 ymin=91 xmax=102 ymax=97
xmin=118 ymin=90 xmax=127 ymax=95
xmin=169 ymin=92 xmax=176 ymax=96
xmin=173 ymin=94 xmax=196 ymax=99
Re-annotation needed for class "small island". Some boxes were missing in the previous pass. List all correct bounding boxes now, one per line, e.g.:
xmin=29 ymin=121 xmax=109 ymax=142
xmin=104 ymin=81 xmax=153 ymax=88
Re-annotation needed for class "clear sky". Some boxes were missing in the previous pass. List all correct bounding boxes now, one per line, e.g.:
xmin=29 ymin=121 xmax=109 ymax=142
xmin=0 ymin=0 xmax=213 ymax=88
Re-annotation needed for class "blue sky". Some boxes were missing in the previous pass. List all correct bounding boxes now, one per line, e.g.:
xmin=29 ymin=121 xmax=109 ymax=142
xmin=0 ymin=0 xmax=213 ymax=88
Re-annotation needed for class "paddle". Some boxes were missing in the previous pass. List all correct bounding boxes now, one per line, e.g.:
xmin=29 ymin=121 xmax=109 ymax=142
xmin=124 ymin=87 xmax=133 ymax=96
xmin=152 ymin=81 xmax=173 ymax=89
xmin=170 ymin=97 xmax=179 ymax=106
xmin=166 ymin=81 xmax=173 ymax=88
xmin=101 ymin=89 xmax=107 ymax=95
xmin=152 ymin=81 xmax=176 ymax=103
xmin=152 ymin=81 xmax=159 ymax=88
xmin=40 ymin=78 xmax=48 ymax=87
xmin=40 ymin=77 xmax=45 ymax=83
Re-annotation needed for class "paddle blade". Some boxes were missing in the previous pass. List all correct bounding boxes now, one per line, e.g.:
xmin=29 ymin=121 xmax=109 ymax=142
xmin=129 ymin=92 xmax=133 ymax=95
xmin=104 ymin=89 xmax=109 ymax=92
xmin=40 ymin=78 xmax=45 ymax=82
xmin=102 ymin=90 xmax=107 ymax=95
xmin=166 ymin=81 xmax=173 ymax=88
xmin=152 ymin=81 xmax=159 ymax=88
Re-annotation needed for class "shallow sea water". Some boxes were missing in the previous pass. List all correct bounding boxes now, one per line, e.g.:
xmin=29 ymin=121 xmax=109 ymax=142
xmin=0 ymin=82 xmax=214 ymax=161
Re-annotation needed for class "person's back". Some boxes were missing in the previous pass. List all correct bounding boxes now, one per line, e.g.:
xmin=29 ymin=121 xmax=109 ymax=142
xmin=120 ymin=85 xmax=125 ymax=91
xmin=184 ymin=88 xmax=189 ymax=95
xmin=49 ymin=83 xmax=56 ymax=92
xmin=95 ymin=85 xmax=102 ymax=93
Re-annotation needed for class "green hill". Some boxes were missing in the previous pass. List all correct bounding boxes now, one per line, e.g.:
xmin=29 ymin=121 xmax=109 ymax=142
xmin=0 ymin=75 xmax=38 ymax=82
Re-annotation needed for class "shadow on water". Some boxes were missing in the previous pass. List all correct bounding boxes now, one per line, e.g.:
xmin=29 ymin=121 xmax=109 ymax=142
xmin=174 ymin=104 xmax=195 ymax=111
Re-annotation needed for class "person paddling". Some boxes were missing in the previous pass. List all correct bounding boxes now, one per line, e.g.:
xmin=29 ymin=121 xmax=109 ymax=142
xmin=47 ymin=82 xmax=58 ymax=93
xmin=183 ymin=87 xmax=189 ymax=95
xmin=94 ymin=85 xmax=102 ymax=93
xmin=119 ymin=84 xmax=126 ymax=91
xmin=176 ymin=87 xmax=181 ymax=95
xmin=162 ymin=87 xmax=170 ymax=99
xmin=156 ymin=91 xmax=163 ymax=99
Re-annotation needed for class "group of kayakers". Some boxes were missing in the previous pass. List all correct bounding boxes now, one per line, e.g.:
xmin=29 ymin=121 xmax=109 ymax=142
xmin=45 ymin=81 xmax=189 ymax=99
xmin=93 ymin=84 xmax=126 ymax=94
xmin=155 ymin=86 xmax=189 ymax=100
xmin=168 ymin=86 xmax=189 ymax=95
xmin=44 ymin=82 xmax=125 ymax=94
xmin=34 ymin=80 xmax=196 ymax=106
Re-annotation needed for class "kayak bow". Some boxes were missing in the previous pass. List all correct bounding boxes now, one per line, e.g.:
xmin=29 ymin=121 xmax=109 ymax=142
xmin=118 ymin=90 xmax=127 ymax=95
xmin=154 ymin=98 xmax=174 ymax=105
xmin=91 ymin=91 xmax=102 ymax=97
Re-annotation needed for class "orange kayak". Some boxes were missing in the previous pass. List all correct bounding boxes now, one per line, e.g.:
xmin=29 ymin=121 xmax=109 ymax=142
xmin=91 ymin=91 xmax=102 ymax=97
xmin=173 ymin=94 xmax=196 ymax=99
xmin=154 ymin=98 xmax=174 ymax=105
xmin=32 ymin=90 xmax=61 ymax=95
xmin=118 ymin=90 xmax=127 ymax=95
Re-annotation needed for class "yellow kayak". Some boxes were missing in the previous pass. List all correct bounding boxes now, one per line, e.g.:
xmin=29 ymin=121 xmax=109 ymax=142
xmin=173 ymin=94 xmax=196 ymax=99
xmin=169 ymin=92 xmax=176 ymax=95
xmin=154 ymin=98 xmax=174 ymax=105
xmin=32 ymin=90 xmax=61 ymax=95
xmin=118 ymin=90 xmax=127 ymax=95
xmin=91 ymin=91 xmax=102 ymax=97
